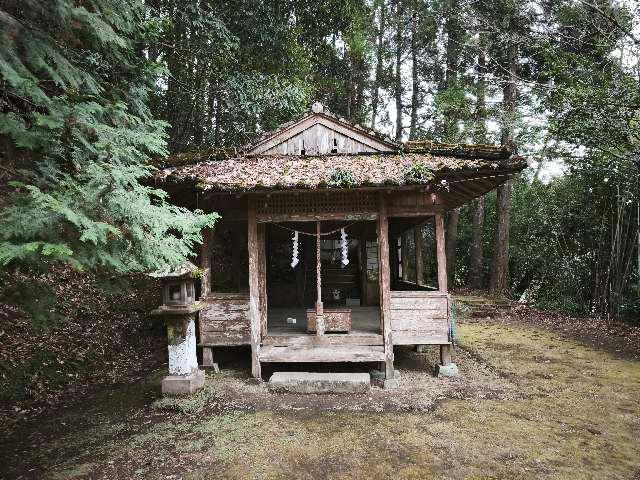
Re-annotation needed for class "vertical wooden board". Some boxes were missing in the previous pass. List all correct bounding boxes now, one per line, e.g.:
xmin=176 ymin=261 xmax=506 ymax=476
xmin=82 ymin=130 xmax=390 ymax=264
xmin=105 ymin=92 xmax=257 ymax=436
xmin=247 ymin=202 xmax=262 ymax=379
xmin=435 ymin=213 xmax=448 ymax=293
xmin=377 ymin=193 xmax=394 ymax=379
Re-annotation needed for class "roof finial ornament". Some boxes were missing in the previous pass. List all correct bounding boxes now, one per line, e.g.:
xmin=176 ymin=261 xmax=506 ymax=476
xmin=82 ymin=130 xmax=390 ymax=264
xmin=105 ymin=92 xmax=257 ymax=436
xmin=311 ymin=101 xmax=324 ymax=114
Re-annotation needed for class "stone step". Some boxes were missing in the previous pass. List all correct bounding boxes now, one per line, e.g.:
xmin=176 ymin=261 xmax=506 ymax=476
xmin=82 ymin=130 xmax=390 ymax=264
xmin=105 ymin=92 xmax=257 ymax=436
xmin=268 ymin=372 xmax=371 ymax=394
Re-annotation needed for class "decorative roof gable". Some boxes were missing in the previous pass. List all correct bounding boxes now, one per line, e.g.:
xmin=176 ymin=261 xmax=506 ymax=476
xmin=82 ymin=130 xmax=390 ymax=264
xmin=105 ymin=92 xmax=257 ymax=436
xmin=245 ymin=102 xmax=397 ymax=155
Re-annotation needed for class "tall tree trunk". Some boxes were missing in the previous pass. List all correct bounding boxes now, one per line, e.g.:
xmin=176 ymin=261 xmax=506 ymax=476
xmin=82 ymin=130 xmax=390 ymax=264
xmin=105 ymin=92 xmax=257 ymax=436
xmin=394 ymin=0 xmax=403 ymax=142
xmin=469 ymin=33 xmax=488 ymax=289
xmin=446 ymin=208 xmax=460 ymax=286
xmin=489 ymin=35 xmax=517 ymax=294
xmin=409 ymin=0 xmax=419 ymax=140
xmin=371 ymin=0 xmax=386 ymax=129
xmin=442 ymin=0 xmax=461 ymax=141
xmin=469 ymin=197 xmax=485 ymax=288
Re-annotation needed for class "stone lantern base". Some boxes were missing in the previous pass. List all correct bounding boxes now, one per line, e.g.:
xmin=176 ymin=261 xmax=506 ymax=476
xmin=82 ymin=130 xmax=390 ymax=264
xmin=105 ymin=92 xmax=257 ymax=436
xmin=162 ymin=369 xmax=206 ymax=396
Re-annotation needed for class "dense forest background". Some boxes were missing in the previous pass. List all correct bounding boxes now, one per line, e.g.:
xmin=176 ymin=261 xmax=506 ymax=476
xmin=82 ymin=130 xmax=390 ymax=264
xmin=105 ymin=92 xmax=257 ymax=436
xmin=1 ymin=0 xmax=640 ymax=322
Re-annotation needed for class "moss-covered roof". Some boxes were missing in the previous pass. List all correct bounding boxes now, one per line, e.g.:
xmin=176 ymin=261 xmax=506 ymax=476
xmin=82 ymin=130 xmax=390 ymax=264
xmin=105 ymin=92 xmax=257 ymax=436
xmin=156 ymin=151 xmax=526 ymax=193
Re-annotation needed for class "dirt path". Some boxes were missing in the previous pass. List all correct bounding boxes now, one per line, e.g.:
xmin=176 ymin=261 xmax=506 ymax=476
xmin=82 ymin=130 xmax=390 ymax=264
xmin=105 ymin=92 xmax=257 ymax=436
xmin=2 ymin=309 xmax=639 ymax=479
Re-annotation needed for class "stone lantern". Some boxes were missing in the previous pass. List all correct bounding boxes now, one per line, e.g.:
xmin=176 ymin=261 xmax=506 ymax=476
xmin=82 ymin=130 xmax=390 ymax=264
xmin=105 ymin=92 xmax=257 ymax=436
xmin=151 ymin=262 xmax=207 ymax=395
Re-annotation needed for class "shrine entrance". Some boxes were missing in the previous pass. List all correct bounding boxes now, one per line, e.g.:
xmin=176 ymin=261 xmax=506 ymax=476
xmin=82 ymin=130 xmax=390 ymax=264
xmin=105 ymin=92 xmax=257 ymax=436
xmin=264 ymin=220 xmax=382 ymax=338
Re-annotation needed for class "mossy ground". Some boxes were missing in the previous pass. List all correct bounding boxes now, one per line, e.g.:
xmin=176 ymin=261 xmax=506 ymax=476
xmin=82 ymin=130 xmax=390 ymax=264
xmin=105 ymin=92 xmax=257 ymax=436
xmin=2 ymin=312 xmax=639 ymax=479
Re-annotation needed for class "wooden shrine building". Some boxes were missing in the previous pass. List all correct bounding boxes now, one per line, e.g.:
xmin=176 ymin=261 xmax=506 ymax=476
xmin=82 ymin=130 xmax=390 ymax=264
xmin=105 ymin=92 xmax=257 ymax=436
xmin=157 ymin=102 xmax=526 ymax=384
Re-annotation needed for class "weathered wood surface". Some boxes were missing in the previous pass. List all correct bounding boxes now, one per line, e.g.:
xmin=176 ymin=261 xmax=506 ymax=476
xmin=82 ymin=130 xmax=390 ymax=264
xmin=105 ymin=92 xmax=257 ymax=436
xmin=199 ymin=228 xmax=212 ymax=297
xmin=377 ymin=193 xmax=394 ymax=379
xmin=440 ymin=344 xmax=452 ymax=365
xmin=262 ymin=333 xmax=383 ymax=347
xmin=247 ymin=202 xmax=262 ymax=379
xmin=414 ymin=227 xmax=424 ymax=286
xmin=198 ymin=295 xmax=250 ymax=346
xmin=394 ymin=333 xmax=450 ymax=345
xmin=389 ymin=291 xmax=449 ymax=345
xmin=247 ymin=113 xmax=395 ymax=155
xmin=258 ymin=223 xmax=267 ymax=339
xmin=435 ymin=213 xmax=448 ymax=293
xmin=389 ymin=296 xmax=447 ymax=311
xmin=307 ymin=308 xmax=352 ymax=333
xmin=258 ymin=345 xmax=385 ymax=363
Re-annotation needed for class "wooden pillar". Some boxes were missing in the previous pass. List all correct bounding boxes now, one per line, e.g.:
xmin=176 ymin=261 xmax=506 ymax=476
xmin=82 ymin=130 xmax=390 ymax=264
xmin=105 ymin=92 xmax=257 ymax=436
xmin=401 ymin=231 xmax=410 ymax=282
xmin=435 ymin=213 xmax=448 ymax=293
xmin=258 ymin=223 xmax=267 ymax=340
xmin=414 ymin=226 xmax=423 ymax=286
xmin=377 ymin=194 xmax=394 ymax=380
xmin=200 ymin=228 xmax=212 ymax=297
xmin=359 ymin=235 xmax=368 ymax=306
xmin=247 ymin=202 xmax=261 ymax=379
xmin=315 ymin=221 xmax=325 ymax=336
xmin=440 ymin=344 xmax=452 ymax=365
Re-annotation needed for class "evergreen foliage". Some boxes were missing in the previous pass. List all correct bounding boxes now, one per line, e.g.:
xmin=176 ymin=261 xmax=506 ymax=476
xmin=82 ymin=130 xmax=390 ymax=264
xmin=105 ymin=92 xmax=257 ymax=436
xmin=0 ymin=0 xmax=217 ymax=273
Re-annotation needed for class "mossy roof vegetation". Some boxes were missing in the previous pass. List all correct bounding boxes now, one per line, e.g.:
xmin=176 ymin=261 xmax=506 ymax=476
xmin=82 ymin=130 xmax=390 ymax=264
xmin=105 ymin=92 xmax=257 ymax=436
xmin=156 ymin=147 xmax=526 ymax=193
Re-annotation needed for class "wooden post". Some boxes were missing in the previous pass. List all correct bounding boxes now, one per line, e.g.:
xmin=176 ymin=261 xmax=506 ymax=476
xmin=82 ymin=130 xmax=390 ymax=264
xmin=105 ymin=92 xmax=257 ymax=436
xmin=200 ymin=228 xmax=212 ymax=297
xmin=258 ymin=223 xmax=267 ymax=340
xmin=247 ymin=202 xmax=261 ymax=379
xmin=377 ymin=194 xmax=394 ymax=380
xmin=440 ymin=344 xmax=452 ymax=365
xmin=414 ymin=227 xmax=423 ymax=286
xmin=435 ymin=213 xmax=448 ymax=293
xmin=401 ymin=231 xmax=410 ymax=282
xmin=359 ymin=235 xmax=367 ymax=306
xmin=315 ymin=221 xmax=325 ymax=336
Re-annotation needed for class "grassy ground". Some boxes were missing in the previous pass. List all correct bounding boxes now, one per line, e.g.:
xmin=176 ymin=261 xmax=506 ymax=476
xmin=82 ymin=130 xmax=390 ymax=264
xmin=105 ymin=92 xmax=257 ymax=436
xmin=2 ymin=307 xmax=639 ymax=479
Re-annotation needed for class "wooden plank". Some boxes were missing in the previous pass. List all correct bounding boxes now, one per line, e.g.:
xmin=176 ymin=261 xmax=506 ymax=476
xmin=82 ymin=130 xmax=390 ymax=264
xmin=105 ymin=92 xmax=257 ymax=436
xmin=199 ymin=333 xmax=251 ymax=346
xmin=389 ymin=313 xmax=448 ymax=331
xmin=393 ymin=334 xmax=450 ymax=345
xmin=389 ymin=296 xmax=448 ymax=310
xmin=200 ymin=301 xmax=249 ymax=314
xmin=389 ymin=291 xmax=448 ymax=298
xmin=262 ymin=334 xmax=384 ymax=347
xmin=200 ymin=319 xmax=250 ymax=332
xmin=377 ymin=193 xmax=394 ymax=379
xmin=258 ymin=345 xmax=385 ymax=363
xmin=435 ymin=212 xmax=448 ymax=293
xmin=247 ymin=201 xmax=262 ymax=379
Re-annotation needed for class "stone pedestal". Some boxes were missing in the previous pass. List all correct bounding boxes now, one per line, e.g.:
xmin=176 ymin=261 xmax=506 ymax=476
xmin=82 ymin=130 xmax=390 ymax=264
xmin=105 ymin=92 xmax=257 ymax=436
xmin=153 ymin=311 xmax=206 ymax=396
xmin=162 ymin=369 xmax=205 ymax=395
xmin=435 ymin=363 xmax=459 ymax=377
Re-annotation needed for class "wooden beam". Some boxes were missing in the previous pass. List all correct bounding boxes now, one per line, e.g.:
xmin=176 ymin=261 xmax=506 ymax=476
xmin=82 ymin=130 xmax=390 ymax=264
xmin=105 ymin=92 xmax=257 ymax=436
xmin=377 ymin=193 xmax=394 ymax=379
xmin=247 ymin=201 xmax=262 ymax=379
xmin=435 ymin=213 xmax=448 ymax=293
xmin=414 ymin=227 xmax=424 ymax=287
xmin=256 ymin=212 xmax=377 ymax=223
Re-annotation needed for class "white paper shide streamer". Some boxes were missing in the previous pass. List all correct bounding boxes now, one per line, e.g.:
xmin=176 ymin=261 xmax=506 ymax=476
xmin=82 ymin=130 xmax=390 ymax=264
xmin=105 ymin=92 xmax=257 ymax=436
xmin=291 ymin=231 xmax=299 ymax=268
xmin=340 ymin=228 xmax=349 ymax=266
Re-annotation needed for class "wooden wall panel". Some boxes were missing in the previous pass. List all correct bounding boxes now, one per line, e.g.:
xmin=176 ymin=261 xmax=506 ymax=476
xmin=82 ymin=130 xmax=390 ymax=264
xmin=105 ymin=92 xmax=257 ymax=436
xmin=389 ymin=292 xmax=450 ymax=345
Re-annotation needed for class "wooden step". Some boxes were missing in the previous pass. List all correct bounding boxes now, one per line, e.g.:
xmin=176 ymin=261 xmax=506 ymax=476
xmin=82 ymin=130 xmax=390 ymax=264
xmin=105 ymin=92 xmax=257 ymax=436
xmin=263 ymin=333 xmax=383 ymax=347
xmin=259 ymin=345 xmax=385 ymax=363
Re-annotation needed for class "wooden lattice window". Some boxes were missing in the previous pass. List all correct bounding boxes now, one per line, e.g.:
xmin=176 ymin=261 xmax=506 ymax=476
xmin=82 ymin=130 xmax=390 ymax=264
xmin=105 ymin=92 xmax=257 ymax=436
xmin=257 ymin=191 xmax=378 ymax=216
